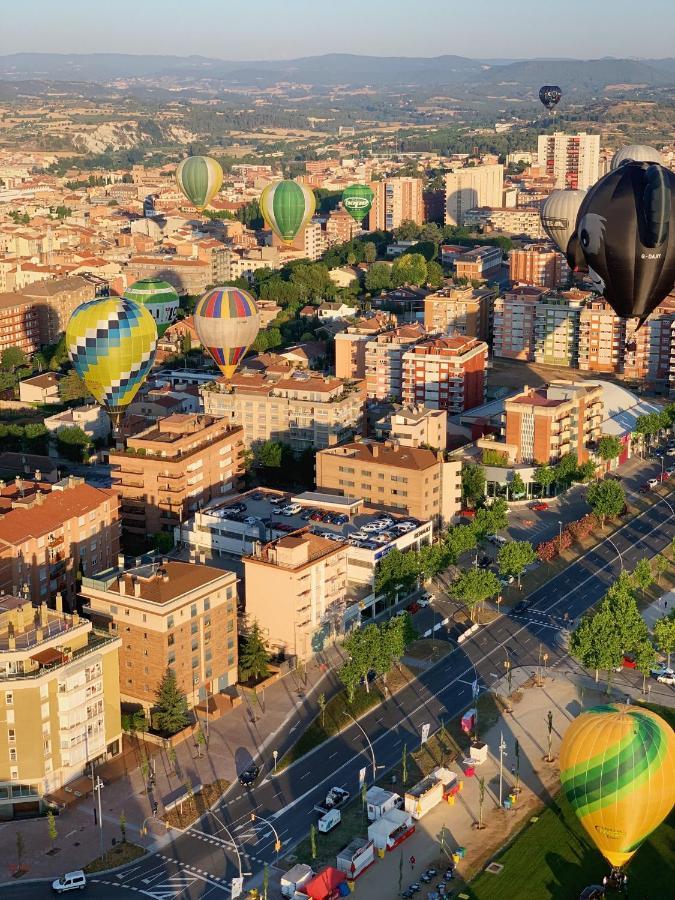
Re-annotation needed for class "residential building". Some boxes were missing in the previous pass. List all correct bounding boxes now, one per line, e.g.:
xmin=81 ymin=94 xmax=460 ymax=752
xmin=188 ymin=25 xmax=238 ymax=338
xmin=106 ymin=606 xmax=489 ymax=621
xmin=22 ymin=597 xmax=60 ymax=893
xmin=534 ymin=290 xmax=589 ymax=368
xmin=109 ymin=414 xmax=244 ymax=538
xmin=454 ymin=246 xmax=502 ymax=281
xmin=509 ymin=244 xmax=569 ymax=289
xmin=377 ymin=405 xmax=448 ymax=451
xmin=0 ymin=593 xmax=121 ymax=819
xmin=201 ymin=372 xmax=364 ymax=451
xmin=43 ymin=404 xmax=110 ymax=442
xmin=316 ymin=440 xmax=462 ymax=525
xmin=82 ymin=560 xmax=238 ymax=708
xmin=272 ymin=221 xmax=328 ymax=261
xmin=326 ymin=206 xmax=362 ymax=245
xmin=444 ymin=165 xmax=504 ymax=226
xmin=462 ymin=207 xmax=547 ymax=239
xmin=364 ymin=324 xmax=426 ymax=401
xmin=537 ymin=132 xmax=600 ymax=190
xmin=493 ymin=286 xmax=547 ymax=360
xmin=402 ymin=336 xmax=488 ymax=413
xmin=371 ymin=178 xmax=424 ymax=231
xmin=0 ymin=293 xmax=40 ymax=354
xmin=625 ymin=297 xmax=675 ymax=393
xmin=504 ymin=382 xmax=603 ymax=464
xmin=20 ymin=275 xmax=104 ymax=344
xmin=578 ymin=299 xmax=625 ymax=374
xmin=334 ymin=315 xmax=393 ymax=380
xmin=18 ymin=372 xmax=61 ymax=404
xmin=0 ymin=478 xmax=120 ymax=607
xmin=243 ymin=531 xmax=349 ymax=660
xmin=126 ymin=256 xmax=211 ymax=296
xmin=423 ymin=285 xmax=493 ymax=341
xmin=256 ymin=300 xmax=281 ymax=329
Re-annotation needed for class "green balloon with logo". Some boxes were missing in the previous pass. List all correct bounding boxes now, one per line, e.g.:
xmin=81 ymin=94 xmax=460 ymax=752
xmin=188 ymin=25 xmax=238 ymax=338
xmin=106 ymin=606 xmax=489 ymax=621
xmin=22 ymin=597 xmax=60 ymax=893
xmin=342 ymin=184 xmax=374 ymax=224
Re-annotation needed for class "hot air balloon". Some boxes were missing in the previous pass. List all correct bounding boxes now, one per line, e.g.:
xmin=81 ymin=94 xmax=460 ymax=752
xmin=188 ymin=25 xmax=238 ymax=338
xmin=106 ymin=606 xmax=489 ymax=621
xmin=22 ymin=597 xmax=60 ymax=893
xmin=570 ymin=161 xmax=675 ymax=324
xmin=342 ymin=184 xmax=374 ymax=225
xmin=124 ymin=278 xmax=179 ymax=336
xmin=176 ymin=155 xmax=223 ymax=212
xmin=559 ymin=704 xmax=675 ymax=869
xmin=259 ymin=179 xmax=316 ymax=244
xmin=539 ymin=85 xmax=562 ymax=111
xmin=611 ymin=144 xmax=663 ymax=170
xmin=66 ymin=296 xmax=157 ymax=427
xmin=540 ymin=189 xmax=587 ymax=256
xmin=193 ymin=286 xmax=260 ymax=379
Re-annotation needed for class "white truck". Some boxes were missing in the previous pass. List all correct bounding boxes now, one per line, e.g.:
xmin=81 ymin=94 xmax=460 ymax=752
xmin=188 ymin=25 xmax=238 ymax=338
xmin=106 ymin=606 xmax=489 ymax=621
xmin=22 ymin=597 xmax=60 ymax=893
xmin=280 ymin=863 xmax=313 ymax=898
xmin=318 ymin=807 xmax=341 ymax=833
xmin=314 ymin=786 xmax=350 ymax=815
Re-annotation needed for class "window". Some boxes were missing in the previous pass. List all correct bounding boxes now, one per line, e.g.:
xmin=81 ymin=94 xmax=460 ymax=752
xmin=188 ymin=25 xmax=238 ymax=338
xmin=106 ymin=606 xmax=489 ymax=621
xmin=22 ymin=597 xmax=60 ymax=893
xmin=190 ymin=603 xmax=198 ymax=617
xmin=192 ymin=657 xmax=199 ymax=669
xmin=167 ymin=616 xmax=174 ymax=629
xmin=5 ymin=691 xmax=13 ymax=706
xmin=8 ymin=729 xmax=15 ymax=742
xmin=204 ymin=631 xmax=211 ymax=644
xmin=168 ymin=653 xmax=176 ymax=666
xmin=191 ymin=639 xmax=198 ymax=652
xmin=110 ymin=605 xmax=118 ymax=615
xmin=205 ymin=649 xmax=212 ymax=662
xmin=9 ymin=749 xmax=17 ymax=762
xmin=191 ymin=622 xmax=198 ymax=635
xmin=204 ymin=598 xmax=210 ymax=612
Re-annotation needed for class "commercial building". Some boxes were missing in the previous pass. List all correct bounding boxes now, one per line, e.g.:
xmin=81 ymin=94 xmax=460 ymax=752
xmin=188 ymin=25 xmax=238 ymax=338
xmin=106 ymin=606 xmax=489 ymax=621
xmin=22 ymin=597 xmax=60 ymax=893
xmin=492 ymin=287 xmax=546 ymax=361
xmin=504 ymin=382 xmax=603 ymax=465
xmin=509 ymin=244 xmax=569 ymax=289
xmin=334 ymin=315 xmax=393 ymax=381
xmin=533 ymin=290 xmax=588 ymax=368
xmin=423 ymin=286 xmax=493 ymax=341
xmin=444 ymin=165 xmax=504 ymax=226
xmin=109 ymin=414 xmax=244 ymax=538
xmin=201 ymin=371 xmax=365 ymax=451
xmin=0 ymin=478 xmax=120 ymax=607
xmin=0 ymin=593 xmax=121 ymax=819
xmin=402 ymin=336 xmax=488 ymax=413
xmin=364 ymin=323 xmax=426 ymax=401
xmin=454 ymin=246 xmax=502 ymax=282
xmin=243 ymin=530 xmax=348 ymax=661
xmin=578 ymin=299 xmax=625 ymax=374
xmin=371 ymin=178 xmax=424 ymax=231
xmin=316 ymin=440 xmax=462 ymax=526
xmin=82 ymin=560 xmax=238 ymax=708
xmin=537 ymin=132 xmax=600 ymax=191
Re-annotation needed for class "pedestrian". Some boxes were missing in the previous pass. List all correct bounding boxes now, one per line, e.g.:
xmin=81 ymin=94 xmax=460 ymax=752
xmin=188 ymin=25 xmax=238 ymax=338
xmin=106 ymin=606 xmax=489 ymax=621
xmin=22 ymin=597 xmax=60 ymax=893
xmin=602 ymin=875 xmax=608 ymax=887
xmin=410 ymin=855 xmax=416 ymax=870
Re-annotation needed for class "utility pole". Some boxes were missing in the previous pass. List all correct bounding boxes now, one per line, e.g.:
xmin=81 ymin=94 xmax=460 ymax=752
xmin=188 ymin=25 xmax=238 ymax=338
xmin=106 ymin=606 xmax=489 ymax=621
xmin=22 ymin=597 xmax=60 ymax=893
xmin=498 ymin=732 xmax=507 ymax=808
xmin=94 ymin=776 xmax=104 ymax=860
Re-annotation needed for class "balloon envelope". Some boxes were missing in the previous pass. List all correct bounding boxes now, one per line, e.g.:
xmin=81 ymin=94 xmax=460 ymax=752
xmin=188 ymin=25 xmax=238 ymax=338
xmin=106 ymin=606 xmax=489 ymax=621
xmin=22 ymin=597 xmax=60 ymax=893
xmin=124 ymin=278 xmax=179 ymax=336
xmin=260 ymin=179 xmax=316 ymax=243
xmin=66 ymin=296 xmax=157 ymax=419
xmin=559 ymin=704 xmax=675 ymax=868
xmin=571 ymin=161 xmax=675 ymax=322
xmin=194 ymin=287 xmax=260 ymax=380
xmin=540 ymin=189 xmax=587 ymax=256
xmin=342 ymin=184 xmax=374 ymax=224
xmin=611 ymin=144 xmax=663 ymax=170
xmin=176 ymin=156 xmax=223 ymax=212
xmin=539 ymin=85 xmax=562 ymax=110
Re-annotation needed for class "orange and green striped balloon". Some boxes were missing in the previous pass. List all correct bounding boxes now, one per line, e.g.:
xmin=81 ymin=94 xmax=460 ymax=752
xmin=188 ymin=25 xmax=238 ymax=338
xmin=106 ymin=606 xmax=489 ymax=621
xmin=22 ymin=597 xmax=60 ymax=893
xmin=559 ymin=704 xmax=675 ymax=868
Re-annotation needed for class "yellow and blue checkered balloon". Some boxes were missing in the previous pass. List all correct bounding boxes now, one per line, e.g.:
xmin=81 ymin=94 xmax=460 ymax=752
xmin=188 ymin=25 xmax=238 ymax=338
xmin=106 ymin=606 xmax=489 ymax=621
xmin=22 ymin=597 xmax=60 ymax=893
xmin=66 ymin=296 xmax=157 ymax=417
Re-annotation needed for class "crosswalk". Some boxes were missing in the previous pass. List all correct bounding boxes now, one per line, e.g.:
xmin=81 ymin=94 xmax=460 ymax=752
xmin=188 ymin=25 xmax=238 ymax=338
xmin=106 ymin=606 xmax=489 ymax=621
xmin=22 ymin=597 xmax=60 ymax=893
xmin=92 ymin=851 xmax=232 ymax=898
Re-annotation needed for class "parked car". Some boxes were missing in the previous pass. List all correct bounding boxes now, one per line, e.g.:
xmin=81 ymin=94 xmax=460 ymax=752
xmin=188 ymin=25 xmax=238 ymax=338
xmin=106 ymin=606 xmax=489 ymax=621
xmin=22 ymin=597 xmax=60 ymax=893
xmin=648 ymin=478 xmax=659 ymax=489
xmin=238 ymin=764 xmax=260 ymax=788
xmin=300 ymin=508 xmax=314 ymax=520
xmin=460 ymin=508 xmax=476 ymax=519
xmin=333 ymin=514 xmax=349 ymax=525
xmin=281 ymin=503 xmax=301 ymax=516
xmin=651 ymin=664 xmax=674 ymax=678
xmin=52 ymin=871 xmax=87 ymax=893
xmin=406 ymin=602 xmax=420 ymax=614
xmin=529 ymin=501 xmax=549 ymax=511
xmin=621 ymin=654 xmax=637 ymax=669
xmin=488 ymin=534 xmax=508 ymax=546
xmin=657 ymin=671 xmax=675 ymax=685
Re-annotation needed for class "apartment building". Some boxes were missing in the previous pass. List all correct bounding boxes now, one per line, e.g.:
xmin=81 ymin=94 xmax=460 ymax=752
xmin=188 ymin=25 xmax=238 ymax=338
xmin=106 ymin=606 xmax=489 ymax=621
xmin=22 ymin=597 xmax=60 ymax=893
xmin=371 ymin=178 xmax=424 ymax=231
xmin=382 ymin=405 xmax=448 ymax=451
xmin=326 ymin=206 xmax=362 ymax=245
xmin=243 ymin=531 xmax=348 ymax=661
xmin=493 ymin=287 xmax=547 ymax=361
xmin=402 ymin=336 xmax=488 ymax=413
xmin=110 ymin=414 xmax=244 ymax=537
xmin=0 ymin=293 xmax=40 ymax=354
xmin=509 ymin=244 xmax=569 ymax=289
xmin=444 ymin=165 xmax=504 ymax=226
xmin=126 ymin=256 xmax=211 ymax=296
xmin=334 ymin=315 xmax=393 ymax=380
xmin=20 ymin=275 xmax=103 ymax=344
xmin=534 ymin=290 xmax=589 ymax=368
xmin=454 ymin=246 xmax=502 ymax=281
xmin=537 ymin=132 xmax=600 ymax=190
xmin=82 ymin=560 xmax=238 ymax=708
xmin=504 ymin=382 xmax=603 ymax=465
xmin=272 ymin=221 xmax=328 ymax=262
xmin=578 ymin=299 xmax=625 ymax=374
xmin=316 ymin=440 xmax=462 ymax=525
xmin=201 ymin=371 xmax=364 ymax=451
xmin=625 ymin=299 xmax=675 ymax=393
xmin=423 ymin=285 xmax=493 ymax=341
xmin=462 ymin=207 xmax=547 ymax=239
xmin=364 ymin=323 xmax=426 ymax=401
xmin=0 ymin=593 xmax=121 ymax=819
xmin=0 ymin=478 xmax=120 ymax=607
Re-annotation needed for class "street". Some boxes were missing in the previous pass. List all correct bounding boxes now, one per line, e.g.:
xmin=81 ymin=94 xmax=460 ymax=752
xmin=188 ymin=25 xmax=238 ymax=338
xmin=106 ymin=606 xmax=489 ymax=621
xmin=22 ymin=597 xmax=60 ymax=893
xmin=4 ymin=486 xmax=674 ymax=900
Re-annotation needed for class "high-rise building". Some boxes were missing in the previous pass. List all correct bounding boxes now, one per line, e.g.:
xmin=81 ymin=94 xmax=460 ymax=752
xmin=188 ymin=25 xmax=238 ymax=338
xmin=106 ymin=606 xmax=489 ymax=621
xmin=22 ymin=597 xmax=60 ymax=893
xmin=578 ymin=299 xmax=625 ymax=374
xmin=109 ymin=414 xmax=244 ymax=538
xmin=423 ymin=285 xmax=494 ymax=342
xmin=509 ymin=244 xmax=569 ymax=289
xmin=334 ymin=315 xmax=393 ymax=380
xmin=243 ymin=531 xmax=348 ymax=661
xmin=537 ymin=132 xmax=600 ymax=190
xmin=493 ymin=286 xmax=547 ymax=361
xmin=0 ymin=593 xmax=121 ymax=817
xmin=272 ymin=221 xmax=328 ymax=261
xmin=364 ymin=324 xmax=426 ymax=401
xmin=504 ymin=382 xmax=603 ymax=465
xmin=402 ymin=336 xmax=488 ymax=413
xmin=533 ymin=290 xmax=589 ymax=368
xmin=325 ymin=206 xmax=362 ymax=245
xmin=625 ymin=297 xmax=675 ymax=393
xmin=82 ymin=560 xmax=238 ymax=708
xmin=371 ymin=178 xmax=424 ymax=231
xmin=444 ymin=164 xmax=504 ymax=226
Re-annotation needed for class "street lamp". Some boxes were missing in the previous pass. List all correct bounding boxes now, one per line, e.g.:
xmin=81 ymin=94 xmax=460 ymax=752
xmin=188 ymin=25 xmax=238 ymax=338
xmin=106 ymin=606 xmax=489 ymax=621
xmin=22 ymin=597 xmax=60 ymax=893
xmin=94 ymin=776 xmax=104 ymax=861
xmin=557 ymin=520 xmax=563 ymax=551
xmin=498 ymin=732 xmax=507 ymax=808
xmin=343 ymin=711 xmax=380 ymax=780
xmin=206 ymin=809 xmax=250 ymax=893
xmin=272 ymin=749 xmax=278 ymax=774
xmin=605 ymin=535 xmax=624 ymax=571
xmin=250 ymin=812 xmax=282 ymax=854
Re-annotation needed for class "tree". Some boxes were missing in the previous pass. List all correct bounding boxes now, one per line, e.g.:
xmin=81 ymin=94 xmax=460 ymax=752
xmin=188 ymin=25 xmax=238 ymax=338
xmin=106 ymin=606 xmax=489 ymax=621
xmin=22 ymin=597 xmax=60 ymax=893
xmin=375 ymin=546 xmax=418 ymax=596
xmin=119 ymin=811 xmax=127 ymax=842
xmin=444 ymin=523 xmax=478 ymax=564
xmin=473 ymin=498 xmax=509 ymax=539
xmin=153 ymin=532 xmax=174 ymax=554
xmin=425 ymin=260 xmax=444 ymax=289
xmin=631 ymin=558 xmax=653 ymax=595
xmin=154 ymin=669 xmax=190 ymax=735
xmin=254 ymin=440 xmax=283 ymax=469
xmin=576 ymin=460 xmax=597 ymax=482
xmin=598 ymin=435 xmax=622 ymax=461
xmin=510 ymin=472 xmax=526 ymax=499
xmin=195 ymin=729 xmax=206 ymax=757
xmin=1 ymin=346 xmax=27 ymax=372
xmin=633 ymin=639 xmax=657 ymax=694
xmin=586 ymin=479 xmax=625 ymax=528
xmin=498 ymin=541 xmax=536 ymax=588
xmin=56 ymin=425 xmax=92 ymax=462
xmin=59 ymin=371 xmax=91 ymax=403
xmin=364 ymin=261 xmax=392 ymax=294
xmin=652 ymin=554 xmax=669 ymax=586
xmin=602 ymin=572 xmax=650 ymax=654
xmin=239 ymin=620 xmax=270 ymax=683
xmin=363 ymin=242 xmax=377 ymax=263
xmin=392 ymin=253 xmax=427 ymax=287
xmin=654 ymin=611 xmax=675 ymax=668
xmin=338 ymin=657 xmax=361 ymax=704
xmin=452 ymin=568 xmax=500 ymax=621
xmin=461 ymin=463 xmax=485 ymax=506
xmin=533 ymin=465 xmax=555 ymax=497
xmin=554 ymin=452 xmax=579 ymax=486
xmin=569 ymin=608 xmax=622 ymax=685
xmin=47 ymin=809 xmax=58 ymax=850
xmin=476 ymin=776 xmax=486 ymax=829
xmin=318 ymin=692 xmax=326 ymax=727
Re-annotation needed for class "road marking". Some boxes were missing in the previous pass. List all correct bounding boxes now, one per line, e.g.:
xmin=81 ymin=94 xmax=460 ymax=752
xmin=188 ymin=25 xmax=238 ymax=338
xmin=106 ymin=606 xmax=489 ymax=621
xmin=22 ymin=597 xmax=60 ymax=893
xmin=328 ymin=751 xmax=338 ymax=760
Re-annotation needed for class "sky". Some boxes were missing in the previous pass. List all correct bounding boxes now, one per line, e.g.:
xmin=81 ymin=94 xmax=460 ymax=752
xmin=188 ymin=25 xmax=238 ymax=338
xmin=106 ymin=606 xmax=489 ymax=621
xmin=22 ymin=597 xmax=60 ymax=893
xmin=2 ymin=0 xmax=674 ymax=60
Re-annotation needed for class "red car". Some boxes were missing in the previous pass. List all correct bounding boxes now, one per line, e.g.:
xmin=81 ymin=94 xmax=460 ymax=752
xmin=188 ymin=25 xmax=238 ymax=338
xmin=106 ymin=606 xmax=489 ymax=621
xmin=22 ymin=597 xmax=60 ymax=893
xmin=406 ymin=602 xmax=420 ymax=614
xmin=460 ymin=508 xmax=476 ymax=519
xmin=529 ymin=502 xmax=549 ymax=511
xmin=622 ymin=655 xmax=637 ymax=669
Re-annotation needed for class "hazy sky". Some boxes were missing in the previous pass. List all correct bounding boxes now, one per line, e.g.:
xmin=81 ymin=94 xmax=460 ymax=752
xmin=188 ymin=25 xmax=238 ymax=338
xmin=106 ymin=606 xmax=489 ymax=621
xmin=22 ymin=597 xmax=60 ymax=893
xmin=2 ymin=0 xmax=674 ymax=59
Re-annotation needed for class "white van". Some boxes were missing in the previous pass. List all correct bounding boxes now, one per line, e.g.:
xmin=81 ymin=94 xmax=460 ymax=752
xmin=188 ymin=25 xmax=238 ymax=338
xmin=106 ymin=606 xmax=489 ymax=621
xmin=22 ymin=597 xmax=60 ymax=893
xmin=318 ymin=808 xmax=341 ymax=833
xmin=52 ymin=870 xmax=87 ymax=892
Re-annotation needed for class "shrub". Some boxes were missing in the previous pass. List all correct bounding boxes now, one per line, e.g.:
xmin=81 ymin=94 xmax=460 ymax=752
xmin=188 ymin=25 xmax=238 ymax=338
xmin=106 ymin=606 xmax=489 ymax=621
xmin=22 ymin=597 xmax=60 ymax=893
xmin=537 ymin=540 xmax=558 ymax=562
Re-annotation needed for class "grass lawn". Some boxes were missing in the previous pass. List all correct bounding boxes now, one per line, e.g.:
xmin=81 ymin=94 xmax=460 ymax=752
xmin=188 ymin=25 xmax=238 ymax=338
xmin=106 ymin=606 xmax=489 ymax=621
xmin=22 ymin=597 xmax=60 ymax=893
xmin=83 ymin=841 xmax=146 ymax=874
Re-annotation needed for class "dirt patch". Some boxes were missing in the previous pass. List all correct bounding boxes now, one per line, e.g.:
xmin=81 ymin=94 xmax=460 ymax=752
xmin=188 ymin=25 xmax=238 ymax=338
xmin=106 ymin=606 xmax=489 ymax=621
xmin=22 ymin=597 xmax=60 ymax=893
xmin=162 ymin=779 xmax=231 ymax=830
xmin=83 ymin=841 xmax=146 ymax=874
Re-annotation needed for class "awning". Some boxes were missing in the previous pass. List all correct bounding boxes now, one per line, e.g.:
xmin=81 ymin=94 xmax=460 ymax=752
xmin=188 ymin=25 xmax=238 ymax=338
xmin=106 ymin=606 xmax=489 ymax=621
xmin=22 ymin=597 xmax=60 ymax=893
xmin=30 ymin=647 xmax=65 ymax=666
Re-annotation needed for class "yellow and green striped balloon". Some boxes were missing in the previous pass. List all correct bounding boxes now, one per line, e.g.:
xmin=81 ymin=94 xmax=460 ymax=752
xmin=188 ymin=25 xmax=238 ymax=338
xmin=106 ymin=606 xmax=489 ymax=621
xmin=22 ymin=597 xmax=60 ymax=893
xmin=176 ymin=155 xmax=223 ymax=212
xmin=559 ymin=704 xmax=675 ymax=868
xmin=259 ymin=179 xmax=316 ymax=244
